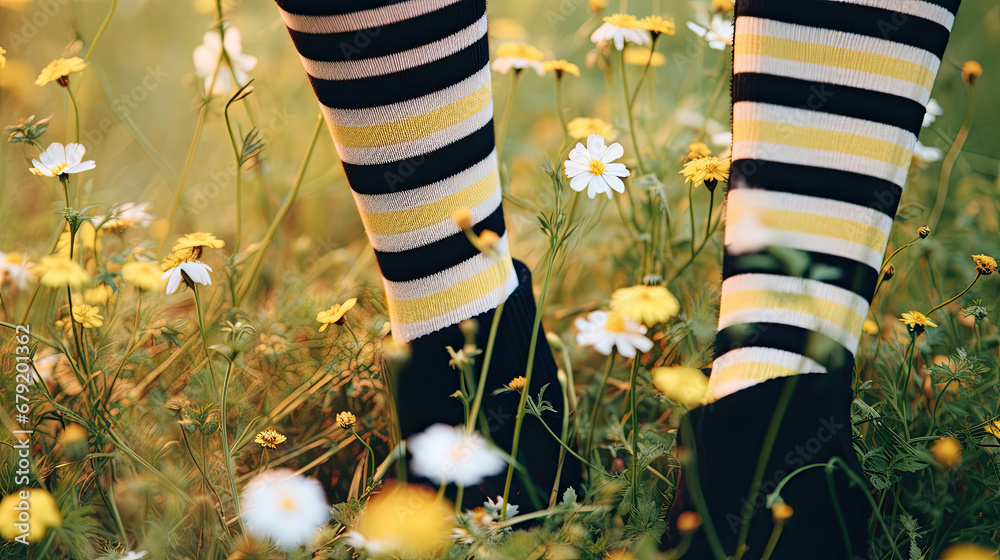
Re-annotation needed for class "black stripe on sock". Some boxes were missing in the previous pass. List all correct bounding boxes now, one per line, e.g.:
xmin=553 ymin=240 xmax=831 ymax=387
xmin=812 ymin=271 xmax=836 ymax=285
xmin=739 ymin=0 xmax=951 ymax=58
xmin=714 ymin=322 xmax=855 ymax=378
xmin=307 ymin=35 xmax=488 ymax=109
xmin=729 ymin=159 xmax=903 ymax=217
xmin=733 ymin=73 xmax=926 ymax=134
xmin=722 ymin=249 xmax=879 ymax=302
xmin=374 ymin=204 xmax=507 ymax=282
xmin=286 ymin=0 xmax=484 ymax=62
xmin=343 ymin=120 xmax=495 ymax=195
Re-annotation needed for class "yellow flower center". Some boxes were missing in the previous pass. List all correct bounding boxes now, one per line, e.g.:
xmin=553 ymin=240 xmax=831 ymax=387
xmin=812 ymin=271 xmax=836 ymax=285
xmin=604 ymin=312 xmax=626 ymax=333
xmin=279 ymin=495 xmax=297 ymax=511
xmin=589 ymin=159 xmax=605 ymax=176
xmin=53 ymin=163 xmax=68 ymax=174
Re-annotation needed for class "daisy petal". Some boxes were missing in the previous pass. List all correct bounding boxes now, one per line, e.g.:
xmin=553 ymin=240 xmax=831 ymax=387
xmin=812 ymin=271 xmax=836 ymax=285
xmin=601 ymin=142 xmax=624 ymax=163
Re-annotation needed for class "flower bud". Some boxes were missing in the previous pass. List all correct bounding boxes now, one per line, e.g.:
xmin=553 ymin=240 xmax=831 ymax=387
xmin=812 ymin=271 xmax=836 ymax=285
xmin=962 ymin=60 xmax=983 ymax=85
xmin=676 ymin=511 xmax=702 ymax=532
xmin=772 ymin=502 xmax=794 ymax=521
xmin=918 ymin=225 xmax=930 ymax=238
xmin=478 ymin=230 xmax=501 ymax=250
xmin=453 ymin=208 xmax=474 ymax=230
xmin=882 ymin=265 xmax=894 ymax=281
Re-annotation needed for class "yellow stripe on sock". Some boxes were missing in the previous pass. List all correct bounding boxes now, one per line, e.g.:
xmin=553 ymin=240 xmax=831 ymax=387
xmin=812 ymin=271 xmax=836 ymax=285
xmin=737 ymin=34 xmax=935 ymax=90
xmin=363 ymin=168 xmax=499 ymax=235
xmin=727 ymin=204 xmax=889 ymax=253
xmin=719 ymin=289 xmax=865 ymax=336
xmin=390 ymin=254 xmax=512 ymax=324
xmin=332 ymin=80 xmax=493 ymax=148
xmin=733 ymin=118 xmax=913 ymax=171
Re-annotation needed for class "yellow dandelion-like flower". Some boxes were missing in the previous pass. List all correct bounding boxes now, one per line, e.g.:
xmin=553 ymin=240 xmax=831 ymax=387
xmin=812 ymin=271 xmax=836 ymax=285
xmin=566 ymin=117 xmax=616 ymax=140
xmin=588 ymin=0 xmax=608 ymax=15
xmin=899 ymin=311 xmax=937 ymax=331
xmin=173 ymin=232 xmax=224 ymax=254
xmin=495 ymin=42 xmax=543 ymax=62
xmin=317 ymin=298 xmax=357 ymax=332
xmin=508 ymin=376 xmax=526 ymax=391
xmin=542 ymin=59 xmax=581 ymax=78
xmin=488 ymin=18 xmax=527 ymax=41
xmin=0 ymin=489 xmax=62 ymax=543
xmin=35 ymin=255 xmax=90 ymax=288
xmin=122 ymin=261 xmax=166 ymax=291
xmin=254 ymin=427 xmax=287 ymax=449
xmin=610 ymin=285 xmax=680 ymax=325
xmin=712 ymin=0 xmax=735 ymax=13
xmin=940 ymin=543 xmax=998 ymax=560
xmin=686 ymin=142 xmax=712 ymax=160
xmin=651 ymin=366 xmax=708 ymax=407
xmin=962 ymin=60 xmax=983 ymax=85
xmin=680 ymin=156 xmax=730 ymax=187
xmin=637 ymin=15 xmax=676 ymax=36
xmin=71 ymin=304 xmax=103 ymax=329
xmin=972 ymin=254 xmax=996 ymax=276
xmin=931 ymin=437 xmax=961 ymax=469
xmin=83 ymin=284 xmax=114 ymax=306
xmin=160 ymin=249 xmax=197 ymax=272
xmin=622 ymin=47 xmax=666 ymax=67
xmin=35 ymin=57 xmax=86 ymax=87
xmin=336 ymin=411 xmax=357 ymax=430
xmin=984 ymin=421 xmax=1000 ymax=439
xmin=862 ymin=319 xmax=880 ymax=336
xmin=603 ymin=13 xmax=641 ymax=29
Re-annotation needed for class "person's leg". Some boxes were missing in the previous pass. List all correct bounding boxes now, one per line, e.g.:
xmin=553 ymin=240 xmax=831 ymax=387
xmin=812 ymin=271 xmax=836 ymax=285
xmin=273 ymin=0 xmax=576 ymax=509
xmin=682 ymin=1 xmax=960 ymax=557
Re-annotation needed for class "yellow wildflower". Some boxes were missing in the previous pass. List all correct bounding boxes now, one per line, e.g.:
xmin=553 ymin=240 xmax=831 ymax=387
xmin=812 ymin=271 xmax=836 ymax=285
xmin=567 ymin=117 xmax=616 ymax=140
xmin=984 ymin=421 xmax=1000 ymax=439
xmin=35 ymin=57 xmax=86 ymax=87
xmin=588 ymin=0 xmax=608 ymax=15
xmin=637 ymin=15 xmax=676 ymax=36
xmin=453 ymin=208 xmax=474 ymax=230
xmin=972 ymin=254 xmax=996 ymax=276
xmin=680 ymin=156 xmax=730 ymax=187
xmin=83 ymin=284 xmax=114 ymax=306
xmin=712 ymin=0 xmax=735 ymax=12
xmin=962 ymin=60 xmax=983 ymax=85
xmin=675 ymin=511 xmax=702 ymax=533
xmin=940 ymin=543 xmax=998 ymax=560
xmin=254 ymin=427 xmax=287 ymax=449
xmin=772 ymin=502 xmax=794 ymax=521
xmin=931 ymin=437 xmax=961 ymax=468
xmin=0 ymin=489 xmax=63 ymax=542
xmin=686 ymin=141 xmax=712 ymax=160
xmin=603 ymin=13 xmax=641 ymax=29
xmin=651 ymin=366 xmax=708 ymax=407
xmin=172 ymin=232 xmax=225 ymax=257
xmin=610 ymin=285 xmax=680 ymax=325
xmin=862 ymin=320 xmax=879 ymax=336
xmin=351 ymin=483 xmax=453 ymax=557
xmin=316 ymin=298 xmax=357 ymax=331
xmin=899 ymin=311 xmax=937 ymax=332
xmin=542 ymin=59 xmax=581 ymax=78
xmin=336 ymin=411 xmax=357 ymax=430
xmin=477 ymin=229 xmax=501 ymax=251
xmin=488 ymin=18 xmax=527 ymax=41
xmin=35 ymin=255 xmax=90 ymax=288
xmin=121 ymin=261 xmax=166 ymax=291
xmin=71 ymin=304 xmax=103 ymax=328
xmin=495 ymin=42 xmax=543 ymax=61
xmin=508 ymin=376 xmax=526 ymax=391
xmin=623 ymin=47 xmax=666 ymax=67
xmin=160 ymin=249 xmax=196 ymax=272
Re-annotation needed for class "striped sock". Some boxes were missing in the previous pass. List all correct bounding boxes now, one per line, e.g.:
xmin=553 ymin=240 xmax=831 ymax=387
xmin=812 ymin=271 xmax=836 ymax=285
xmin=275 ymin=0 xmax=517 ymax=342
xmin=708 ymin=0 xmax=960 ymax=403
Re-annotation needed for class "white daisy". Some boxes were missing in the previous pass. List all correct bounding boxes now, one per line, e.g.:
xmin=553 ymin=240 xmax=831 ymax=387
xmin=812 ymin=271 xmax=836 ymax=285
xmin=94 ymin=201 xmax=155 ymax=230
xmin=344 ymin=531 xmax=387 ymax=555
xmin=0 ymin=252 xmax=34 ymax=290
xmin=408 ymin=424 xmax=506 ymax=486
xmin=193 ymin=25 xmax=257 ymax=94
xmin=121 ymin=552 xmax=149 ymax=560
xmin=687 ymin=14 xmax=734 ymax=50
xmin=563 ymin=134 xmax=631 ymax=199
xmin=161 ymin=261 xmax=212 ymax=295
xmin=923 ymin=98 xmax=943 ymax=127
xmin=914 ymin=140 xmax=943 ymax=163
xmin=575 ymin=310 xmax=653 ymax=358
xmin=241 ymin=469 xmax=330 ymax=551
xmin=29 ymin=142 xmax=96 ymax=177
xmin=591 ymin=14 xmax=651 ymax=51
xmin=491 ymin=43 xmax=545 ymax=76
xmin=484 ymin=496 xmax=519 ymax=519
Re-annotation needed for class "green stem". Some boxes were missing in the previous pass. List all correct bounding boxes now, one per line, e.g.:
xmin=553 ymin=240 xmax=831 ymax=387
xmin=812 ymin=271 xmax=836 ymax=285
xmin=219 ymin=359 xmax=245 ymax=532
xmin=704 ymin=188 xmax=715 ymax=248
xmin=627 ymin=357 xmax=641 ymax=511
xmin=467 ymin=303 xmax=505 ymax=432
xmin=192 ymin=286 xmax=218 ymax=389
xmin=105 ymin=464 xmax=128 ymax=546
xmin=925 ymin=273 xmax=980 ymax=317
xmin=759 ymin=522 xmax=785 ymax=560
xmin=351 ymin=427 xmax=377 ymax=490
xmin=84 ymin=0 xmax=118 ymax=60
xmin=533 ymin=405 xmax=603 ymax=472
xmin=224 ymin=93 xmax=245 ymax=253
xmin=688 ymin=183 xmax=696 ymax=258
xmin=65 ymin=87 xmax=81 ymax=144
xmin=554 ymin=76 xmax=569 ymax=156
xmin=585 ymin=354 xmax=615 ymax=459
xmin=236 ymin=113 xmax=323 ymax=304
xmin=620 ymin=49 xmax=647 ymax=175
xmin=454 ymin=485 xmax=465 ymax=514
xmin=734 ymin=377 xmax=799 ymax=558
xmin=928 ymin=81 xmax=974 ymax=230
xmin=496 ymin=71 xmax=521 ymax=164
xmin=500 ymin=247 xmax=558 ymax=519
xmin=180 ymin=428 xmax=229 ymax=531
